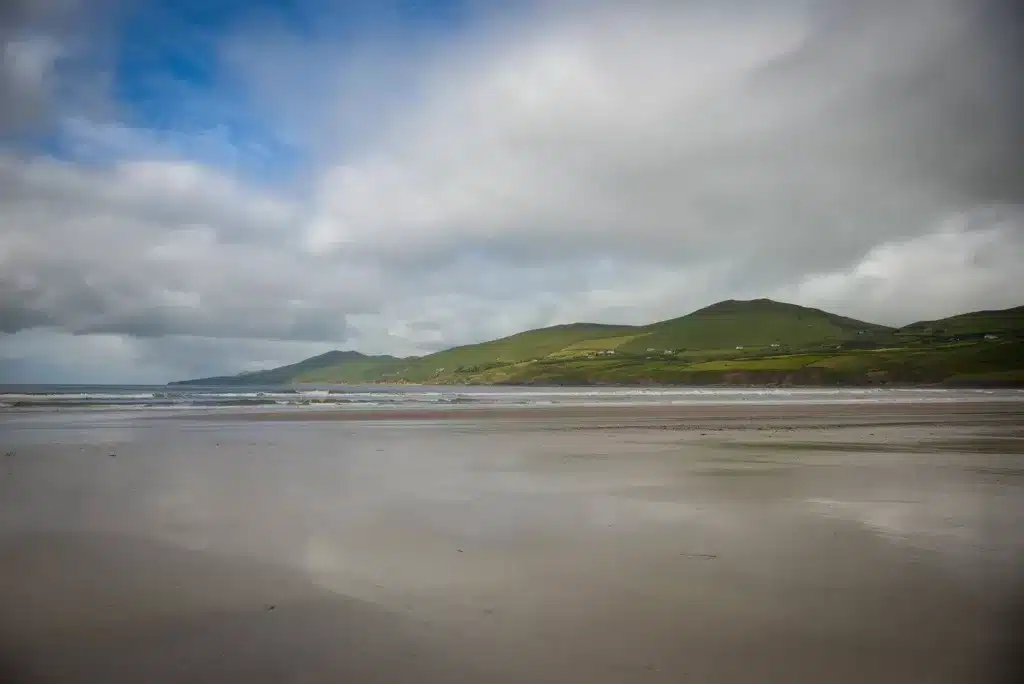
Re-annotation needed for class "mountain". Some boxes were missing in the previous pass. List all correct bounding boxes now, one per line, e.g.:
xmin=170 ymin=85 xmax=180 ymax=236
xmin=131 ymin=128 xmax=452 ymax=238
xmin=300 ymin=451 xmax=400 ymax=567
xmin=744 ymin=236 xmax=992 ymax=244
xmin=365 ymin=322 xmax=642 ymax=384
xmin=169 ymin=350 xmax=402 ymax=386
xmin=614 ymin=299 xmax=892 ymax=353
xmin=899 ymin=305 xmax=1024 ymax=339
xmin=171 ymin=300 xmax=1024 ymax=387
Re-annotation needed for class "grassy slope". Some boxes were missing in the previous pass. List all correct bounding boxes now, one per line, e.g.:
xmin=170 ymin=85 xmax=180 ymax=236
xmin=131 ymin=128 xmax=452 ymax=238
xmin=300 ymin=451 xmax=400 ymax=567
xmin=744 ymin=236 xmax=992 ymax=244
xmin=171 ymin=301 xmax=1024 ymax=387
xmin=420 ymin=301 xmax=1022 ymax=385
xmin=617 ymin=299 xmax=892 ymax=353
xmin=898 ymin=305 xmax=1024 ymax=337
xmin=466 ymin=339 xmax=1023 ymax=386
xmin=170 ymin=351 xmax=403 ymax=386
xmin=372 ymin=323 xmax=643 ymax=384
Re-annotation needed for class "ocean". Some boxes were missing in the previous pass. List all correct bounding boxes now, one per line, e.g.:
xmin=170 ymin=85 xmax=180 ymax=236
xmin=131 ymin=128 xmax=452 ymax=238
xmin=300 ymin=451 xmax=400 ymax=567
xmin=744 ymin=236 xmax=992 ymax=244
xmin=1 ymin=383 xmax=1021 ymax=412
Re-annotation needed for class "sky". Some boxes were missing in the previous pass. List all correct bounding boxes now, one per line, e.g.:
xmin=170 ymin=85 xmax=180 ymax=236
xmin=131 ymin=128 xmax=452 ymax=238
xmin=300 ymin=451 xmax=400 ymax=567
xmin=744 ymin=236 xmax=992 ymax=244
xmin=1 ymin=0 xmax=1022 ymax=383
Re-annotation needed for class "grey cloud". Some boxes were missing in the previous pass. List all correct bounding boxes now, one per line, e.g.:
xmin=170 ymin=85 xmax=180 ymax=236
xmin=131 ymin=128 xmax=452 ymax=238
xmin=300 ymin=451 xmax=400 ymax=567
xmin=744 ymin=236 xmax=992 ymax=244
xmin=776 ymin=209 xmax=1024 ymax=324
xmin=0 ymin=154 xmax=379 ymax=344
xmin=300 ymin=0 xmax=1021 ymax=286
xmin=72 ymin=305 xmax=348 ymax=343
xmin=128 ymin=336 xmax=339 ymax=381
xmin=0 ymin=0 xmax=120 ymax=134
xmin=0 ymin=299 xmax=53 ymax=334
xmin=0 ymin=329 xmax=143 ymax=383
xmin=1 ymin=23 xmax=59 ymax=132
xmin=0 ymin=157 xmax=297 ymax=243
xmin=758 ymin=0 xmax=1024 ymax=203
xmin=0 ymin=330 xmax=341 ymax=384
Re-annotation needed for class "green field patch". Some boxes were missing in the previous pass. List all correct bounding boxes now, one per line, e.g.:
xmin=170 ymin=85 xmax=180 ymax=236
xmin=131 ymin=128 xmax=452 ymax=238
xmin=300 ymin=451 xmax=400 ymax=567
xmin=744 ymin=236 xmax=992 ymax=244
xmin=684 ymin=355 xmax=828 ymax=372
xmin=559 ymin=334 xmax=642 ymax=353
xmin=808 ymin=354 xmax=881 ymax=371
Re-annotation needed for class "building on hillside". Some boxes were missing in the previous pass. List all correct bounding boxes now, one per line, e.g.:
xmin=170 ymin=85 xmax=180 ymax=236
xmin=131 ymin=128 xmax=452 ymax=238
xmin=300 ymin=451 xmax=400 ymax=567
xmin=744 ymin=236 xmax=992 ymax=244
xmin=984 ymin=334 xmax=1000 ymax=340
xmin=735 ymin=345 xmax=744 ymax=350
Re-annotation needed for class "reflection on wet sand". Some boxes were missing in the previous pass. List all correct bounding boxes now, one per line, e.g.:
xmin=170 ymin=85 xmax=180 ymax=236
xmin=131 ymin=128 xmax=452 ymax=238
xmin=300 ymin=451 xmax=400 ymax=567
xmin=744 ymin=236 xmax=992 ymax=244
xmin=1 ymin=402 xmax=1022 ymax=682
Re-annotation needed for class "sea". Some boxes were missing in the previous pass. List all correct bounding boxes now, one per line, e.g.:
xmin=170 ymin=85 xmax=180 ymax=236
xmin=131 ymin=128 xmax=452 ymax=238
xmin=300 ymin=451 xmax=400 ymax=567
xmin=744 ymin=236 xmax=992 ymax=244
xmin=1 ymin=384 xmax=1022 ymax=413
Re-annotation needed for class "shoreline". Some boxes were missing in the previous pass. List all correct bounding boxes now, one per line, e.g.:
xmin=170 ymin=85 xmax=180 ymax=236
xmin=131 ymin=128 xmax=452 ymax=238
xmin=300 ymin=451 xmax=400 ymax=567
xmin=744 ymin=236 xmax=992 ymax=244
xmin=167 ymin=380 xmax=1024 ymax=389
xmin=171 ymin=400 xmax=1024 ymax=426
xmin=7 ymin=387 xmax=1022 ymax=416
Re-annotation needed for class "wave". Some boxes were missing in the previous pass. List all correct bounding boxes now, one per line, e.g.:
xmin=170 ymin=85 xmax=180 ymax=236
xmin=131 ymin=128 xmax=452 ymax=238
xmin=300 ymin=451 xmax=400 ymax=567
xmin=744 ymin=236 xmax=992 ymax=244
xmin=2 ymin=385 xmax=1020 ymax=412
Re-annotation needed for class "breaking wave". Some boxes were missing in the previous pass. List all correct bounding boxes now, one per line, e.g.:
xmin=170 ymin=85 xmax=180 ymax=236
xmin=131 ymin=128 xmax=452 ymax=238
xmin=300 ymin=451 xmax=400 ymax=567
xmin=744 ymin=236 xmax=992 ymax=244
xmin=1 ymin=384 xmax=1020 ymax=412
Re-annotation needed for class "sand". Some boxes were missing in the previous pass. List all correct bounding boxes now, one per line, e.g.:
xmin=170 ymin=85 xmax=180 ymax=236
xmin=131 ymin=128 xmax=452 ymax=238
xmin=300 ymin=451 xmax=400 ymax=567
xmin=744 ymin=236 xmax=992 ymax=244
xmin=1 ymin=401 xmax=1022 ymax=682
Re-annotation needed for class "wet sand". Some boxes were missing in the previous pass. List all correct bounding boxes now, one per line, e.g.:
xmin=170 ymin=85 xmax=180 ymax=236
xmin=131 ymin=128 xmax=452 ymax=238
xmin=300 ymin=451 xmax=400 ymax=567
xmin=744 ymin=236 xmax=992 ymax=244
xmin=178 ymin=399 xmax=1024 ymax=426
xmin=1 ymin=401 xmax=1022 ymax=682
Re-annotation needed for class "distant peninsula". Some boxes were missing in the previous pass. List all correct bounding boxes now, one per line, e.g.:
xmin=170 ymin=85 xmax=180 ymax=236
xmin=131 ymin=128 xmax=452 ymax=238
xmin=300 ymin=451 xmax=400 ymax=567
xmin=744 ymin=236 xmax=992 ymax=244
xmin=170 ymin=299 xmax=1024 ymax=388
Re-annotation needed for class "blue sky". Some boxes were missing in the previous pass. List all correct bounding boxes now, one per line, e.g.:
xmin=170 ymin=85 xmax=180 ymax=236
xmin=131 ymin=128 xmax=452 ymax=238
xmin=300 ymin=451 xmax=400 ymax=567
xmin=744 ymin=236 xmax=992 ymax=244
xmin=53 ymin=0 xmax=473 ymax=176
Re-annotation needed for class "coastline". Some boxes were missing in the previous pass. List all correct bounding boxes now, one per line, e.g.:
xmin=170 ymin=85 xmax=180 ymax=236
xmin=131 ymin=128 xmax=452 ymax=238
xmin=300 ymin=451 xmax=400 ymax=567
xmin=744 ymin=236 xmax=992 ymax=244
xmin=168 ymin=379 xmax=1024 ymax=389
xmin=172 ymin=400 xmax=1024 ymax=426
xmin=7 ymin=385 xmax=1021 ymax=414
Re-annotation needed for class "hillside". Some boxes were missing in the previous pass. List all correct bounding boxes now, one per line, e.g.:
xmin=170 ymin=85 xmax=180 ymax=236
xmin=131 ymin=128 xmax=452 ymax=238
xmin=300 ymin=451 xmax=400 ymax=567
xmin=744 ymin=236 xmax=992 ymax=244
xmin=616 ymin=299 xmax=893 ymax=354
xmin=171 ymin=300 xmax=1024 ymax=387
xmin=898 ymin=306 xmax=1024 ymax=339
xmin=169 ymin=350 xmax=404 ymax=386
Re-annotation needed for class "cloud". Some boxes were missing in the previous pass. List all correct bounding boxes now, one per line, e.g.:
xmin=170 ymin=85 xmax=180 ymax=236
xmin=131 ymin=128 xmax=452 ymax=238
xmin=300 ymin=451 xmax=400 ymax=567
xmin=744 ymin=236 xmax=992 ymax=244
xmin=0 ymin=329 xmax=142 ymax=384
xmin=0 ymin=329 xmax=334 ymax=384
xmin=301 ymin=0 xmax=1022 ymax=277
xmin=1 ymin=0 xmax=68 ymax=133
xmin=0 ymin=153 xmax=373 ymax=343
xmin=0 ymin=0 xmax=120 ymax=135
xmin=0 ymin=0 xmax=1021 ymax=382
xmin=776 ymin=207 xmax=1024 ymax=323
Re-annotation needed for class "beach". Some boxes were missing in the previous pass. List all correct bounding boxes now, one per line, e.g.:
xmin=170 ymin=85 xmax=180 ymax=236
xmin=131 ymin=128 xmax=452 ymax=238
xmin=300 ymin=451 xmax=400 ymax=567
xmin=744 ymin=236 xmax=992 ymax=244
xmin=1 ymin=396 xmax=1022 ymax=682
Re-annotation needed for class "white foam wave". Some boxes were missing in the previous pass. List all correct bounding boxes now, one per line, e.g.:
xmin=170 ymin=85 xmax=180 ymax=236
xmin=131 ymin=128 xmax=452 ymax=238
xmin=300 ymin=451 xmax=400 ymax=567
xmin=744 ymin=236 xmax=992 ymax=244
xmin=2 ymin=386 xmax=1021 ymax=412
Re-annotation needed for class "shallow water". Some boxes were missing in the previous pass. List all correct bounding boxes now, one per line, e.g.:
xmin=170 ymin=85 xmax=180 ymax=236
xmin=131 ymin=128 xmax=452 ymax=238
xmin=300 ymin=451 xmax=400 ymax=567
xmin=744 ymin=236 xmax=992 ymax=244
xmin=3 ymin=382 xmax=1022 ymax=412
xmin=1 ymin=403 xmax=1022 ymax=682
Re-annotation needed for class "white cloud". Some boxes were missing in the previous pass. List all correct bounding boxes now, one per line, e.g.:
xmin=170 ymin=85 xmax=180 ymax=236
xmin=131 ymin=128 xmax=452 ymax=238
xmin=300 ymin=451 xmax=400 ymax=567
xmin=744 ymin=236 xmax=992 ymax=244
xmin=302 ymin=6 xmax=812 ymax=260
xmin=0 ymin=153 xmax=370 ymax=342
xmin=778 ymin=209 xmax=1024 ymax=324
xmin=300 ymin=0 xmax=1019 ymax=277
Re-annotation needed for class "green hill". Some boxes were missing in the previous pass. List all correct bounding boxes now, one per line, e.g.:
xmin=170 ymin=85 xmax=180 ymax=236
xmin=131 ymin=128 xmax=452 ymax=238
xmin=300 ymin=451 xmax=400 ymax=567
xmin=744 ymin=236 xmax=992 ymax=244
xmin=169 ymin=350 xmax=403 ymax=386
xmin=616 ymin=299 xmax=892 ymax=354
xmin=170 ymin=300 xmax=1024 ymax=387
xmin=898 ymin=305 xmax=1024 ymax=339
xmin=367 ymin=323 xmax=641 ymax=384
